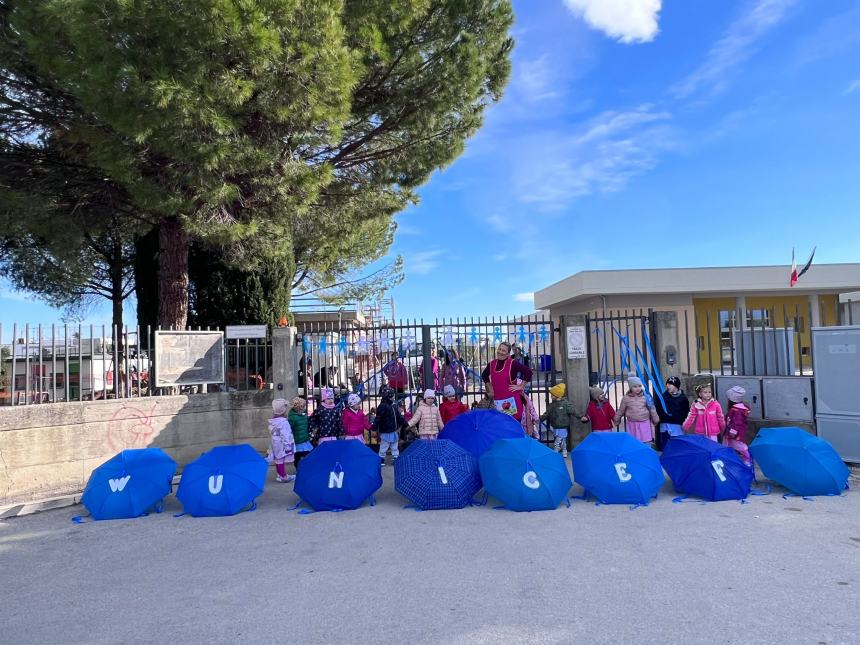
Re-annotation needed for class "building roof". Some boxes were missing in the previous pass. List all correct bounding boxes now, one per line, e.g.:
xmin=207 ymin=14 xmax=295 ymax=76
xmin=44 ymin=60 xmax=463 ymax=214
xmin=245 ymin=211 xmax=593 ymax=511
xmin=534 ymin=264 xmax=860 ymax=309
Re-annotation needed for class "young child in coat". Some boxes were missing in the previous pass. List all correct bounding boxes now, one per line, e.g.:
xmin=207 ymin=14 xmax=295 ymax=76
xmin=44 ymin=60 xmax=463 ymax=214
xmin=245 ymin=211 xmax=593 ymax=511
xmin=373 ymin=386 xmax=405 ymax=466
xmin=581 ymin=386 xmax=615 ymax=432
xmin=267 ymin=398 xmax=296 ymax=482
xmin=682 ymin=383 xmax=725 ymax=441
xmin=407 ymin=389 xmax=445 ymax=440
xmin=614 ymin=376 xmax=660 ymax=443
xmin=655 ymin=376 xmax=691 ymax=449
xmin=724 ymin=385 xmax=752 ymax=465
xmin=309 ymin=387 xmax=342 ymax=443
xmin=342 ymin=393 xmax=371 ymax=443
xmin=440 ymin=384 xmax=468 ymax=425
xmin=288 ymin=397 xmax=313 ymax=471
xmin=540 ymin=383 xmax=577 ymax=457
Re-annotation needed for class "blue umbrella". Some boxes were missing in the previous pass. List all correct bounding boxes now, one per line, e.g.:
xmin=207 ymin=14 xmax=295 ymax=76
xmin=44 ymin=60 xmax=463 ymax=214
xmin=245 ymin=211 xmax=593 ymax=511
xmin=438 ymin=409 xmax=524 ymax=459
xmin=394 ymin=439 xmax=481 ymax=510
xmin=660 ymin=435 xmax=753 ymax=501
xmin=81 ymin=448 xmax=177 ymax=520
xmin=176 ymin=444 xmax=268 ymax=517
xmin=572 ymin=432 xmax=665 ymax=505
xmin=479 ymin=438 xmax=572 ymax=511
xmin=750 ymin=427 xmax=849 ymax=496
xmin=294 ymin=440 xmax=382 ymax=511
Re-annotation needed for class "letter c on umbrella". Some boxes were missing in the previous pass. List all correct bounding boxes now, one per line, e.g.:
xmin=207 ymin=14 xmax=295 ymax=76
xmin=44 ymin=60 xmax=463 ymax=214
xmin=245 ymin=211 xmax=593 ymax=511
xmin=711 ymin=459 xmax=727 ymax=482
xmin=522 ymin=470 xmax=540 ymax=489
xmin=614 ymin=462 xmax=632 ymax=482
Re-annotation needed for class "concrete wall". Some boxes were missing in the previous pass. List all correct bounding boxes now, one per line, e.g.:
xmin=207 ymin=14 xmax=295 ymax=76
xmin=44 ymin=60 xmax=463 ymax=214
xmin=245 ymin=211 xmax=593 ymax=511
xmin=0 ymin=391 xmax=272 ymax=506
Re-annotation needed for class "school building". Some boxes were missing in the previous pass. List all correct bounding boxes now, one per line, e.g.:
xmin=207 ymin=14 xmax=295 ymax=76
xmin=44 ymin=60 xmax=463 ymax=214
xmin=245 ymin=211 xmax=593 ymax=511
xmin=533 ymin=263 xmax=860 ymax=375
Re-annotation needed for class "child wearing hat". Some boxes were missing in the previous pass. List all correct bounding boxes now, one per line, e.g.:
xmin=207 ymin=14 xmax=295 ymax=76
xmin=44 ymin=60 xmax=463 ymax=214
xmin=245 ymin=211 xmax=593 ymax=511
xmin=682 ymin=383 xmax=725 ymax=441
xmin=440 ymin=384 xmax=468 ymax=425
xmin=267 ymin=398 xmax=296 ymax=483
xmin=407 ymin=389 xmax=445 ymax=440
xmin=614 ymin=376 xmax=659 ymax=443
xmin=654 ymin=376 xmax=691 ymax=449
xmin=581 ymin=386 xmax=615 ymax=432
xmin=288 ymin=397 xmax=313 ymax=471
xmin=309 ymin=386 xmax=342 ymax=443
xmin=724 ymin=385 xmax=751 ymax=465
xmin=540 ymin=383 xmax=578 ymax=456
xmin=341 ymin=393 xmax=371 ymax=443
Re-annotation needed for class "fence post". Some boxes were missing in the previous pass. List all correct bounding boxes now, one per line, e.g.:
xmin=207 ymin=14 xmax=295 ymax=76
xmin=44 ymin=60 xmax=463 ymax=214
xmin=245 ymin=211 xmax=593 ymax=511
xmin=652 ymin=311 xmax=679 ymax=379
xmin=561 ymin=314 xmax=590 ymax=448
xmin=272 ymin=326 xmax=297 ymax=400
xmin=421 ymin=324 xmax=433 ymax=392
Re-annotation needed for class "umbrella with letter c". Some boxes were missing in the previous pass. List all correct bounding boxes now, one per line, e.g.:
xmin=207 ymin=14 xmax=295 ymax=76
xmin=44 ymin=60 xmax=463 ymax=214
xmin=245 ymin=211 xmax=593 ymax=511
xmin=479 ymin=438 xmax=572 ymax=511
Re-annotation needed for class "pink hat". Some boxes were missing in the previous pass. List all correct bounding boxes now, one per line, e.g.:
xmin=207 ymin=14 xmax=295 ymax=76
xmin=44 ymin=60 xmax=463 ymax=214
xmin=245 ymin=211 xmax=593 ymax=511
xmin=321 ymin=387 xmax=334 ymax=401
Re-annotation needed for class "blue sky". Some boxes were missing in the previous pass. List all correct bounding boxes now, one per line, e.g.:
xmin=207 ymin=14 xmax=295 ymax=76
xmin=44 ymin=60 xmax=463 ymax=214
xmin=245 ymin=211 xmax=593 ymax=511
xmin=2 ymin=0 xmax=860 ymax=326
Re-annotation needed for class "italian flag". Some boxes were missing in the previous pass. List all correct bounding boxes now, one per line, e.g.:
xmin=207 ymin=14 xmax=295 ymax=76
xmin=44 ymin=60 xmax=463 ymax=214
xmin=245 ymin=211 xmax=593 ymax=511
xmin=790 ymin=247 xmax=816 ymax=287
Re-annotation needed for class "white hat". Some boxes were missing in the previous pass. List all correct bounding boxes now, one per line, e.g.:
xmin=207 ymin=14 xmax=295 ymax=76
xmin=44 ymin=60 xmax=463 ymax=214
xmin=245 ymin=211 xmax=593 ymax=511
xmin=272 ymin=398 xmax=287 ymax=415
xmin=347 ymin=393 xmax=361 ymax=407
xmin=443 ymin=385 xmax=456 ymax=397
xmin=727 ymin=386 xmax=746 ymax=403
xmin=627 ymin=376 xmax=643 ymax=388
xmin=423 ymin=389 xmax=436 ymax=400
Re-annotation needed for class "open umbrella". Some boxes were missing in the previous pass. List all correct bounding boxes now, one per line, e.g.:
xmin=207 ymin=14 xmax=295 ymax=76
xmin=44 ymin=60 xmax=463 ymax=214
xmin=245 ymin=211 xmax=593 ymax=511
xmin=479 ymin=438 xmax=572 ymax=511
xmin=572 ymin=432 xmax=664 ymax=505
xmin=176 ymin=444 xmax=268 ymax=516
xmin=438 ymin=409 xmax=523 ymax=459
xmin=750 ymin=427 xmax=849 ymax=496
xmin=394 ymin=439 xmax=481 ymax=510
xmin=294 ymin=440 xmax=382 ymax=511
xmin=81 ymin=448 xmax=177 ymax=520
xmin=660 ymin=435 xmax=753 ymax=501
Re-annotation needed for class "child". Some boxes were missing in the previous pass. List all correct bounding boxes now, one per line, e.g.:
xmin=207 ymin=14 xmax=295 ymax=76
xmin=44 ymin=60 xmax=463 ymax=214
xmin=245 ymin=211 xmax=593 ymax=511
xmin=581 ymin=387 xmax=615 ymax=432
xmin=540 ymin=383 xmax=577 ymax=457
xmin=440 ymin=384 xmax=468 ymax=425
xmin=682 ymin=383 xmax=725 ymax=441
xmin=614 ymin=376 xmax=659 ymax=443
xmin=724 ymin=385 xmax=752 ymax=465
xmin=267 ymin=398 xmax=295 ymax=482
xmin=288 ymin=397 xmax=313 ymax=471
xmin=342 ymin=393 xmax=371 ymax=443
xmin=473 ymin=393 xmax=495 ymax=410
xmin=368 ymin=407 xmax=377 ymax=428
xmin=309 ymin=386 xmax=342 ymax=443
xmin=373 ymin=386 xmax=405 ymax=466
xmin=654 ymin=376 xmax=691 ymax=449
xmin=408 ymin=389 xmax=444 ymax=440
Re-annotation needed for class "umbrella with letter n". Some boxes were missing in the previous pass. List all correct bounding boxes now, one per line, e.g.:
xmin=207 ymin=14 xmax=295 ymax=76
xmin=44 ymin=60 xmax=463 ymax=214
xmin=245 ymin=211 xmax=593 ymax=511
xmin=750 ymin=427 xmax=849 ymax=497
xmin=81 ymin=448 xmax=177 ymax=520
xmin=479 ymin=438 xmax=572 ymax=511
xmin=394 ymin=439 xmax=481 ymax=510
xmin=294 ymin=440 xmax=382 ymax=512
xmin=572 ymin=431 xmax=664 ymax=505
xmin=438 ymin=409 xmax=524 ymax=460
xmin=660 ymin=435 xmax=753 ymax=502
xmin=177 ymin=444 xmax=268 ymax=517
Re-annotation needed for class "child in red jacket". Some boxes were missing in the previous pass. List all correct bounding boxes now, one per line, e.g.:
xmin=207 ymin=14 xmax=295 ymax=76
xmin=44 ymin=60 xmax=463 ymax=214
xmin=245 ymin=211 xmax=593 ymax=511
xmin=581 ymin=386 xmax=615 ymax=432
xmin=440 ymin=385 xmax=468 ymax=425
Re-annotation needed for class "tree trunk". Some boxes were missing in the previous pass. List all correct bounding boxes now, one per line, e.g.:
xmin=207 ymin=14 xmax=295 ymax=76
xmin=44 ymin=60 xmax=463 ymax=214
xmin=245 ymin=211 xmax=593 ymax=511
xmin=110 ymin=240 xmax=124 ymax=330
xmin=133 ymin=226 xmax=160 ymax=328
xmin=157 ymin=217 xmax=189 ymax=328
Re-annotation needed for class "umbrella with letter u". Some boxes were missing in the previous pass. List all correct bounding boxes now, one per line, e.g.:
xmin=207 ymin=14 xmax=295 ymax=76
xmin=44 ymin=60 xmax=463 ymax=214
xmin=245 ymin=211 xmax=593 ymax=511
xmin=660 ymin=435 xmax=753 ymax=501
xmin=479 ymin=438 xmax=572 ymax=511
xmin=176 ymin=444 xmax=268 ymax=516
xmin=81 ymin=448 xmax=177 ymax=520
xmin=394 ymin=439 xmax=481 ymax=510
xmin=294 ymin=440 xmax=382 ymax=511
xmin=750 ymin=427 xmax=849 ymax=496
xmin=438 ymin=409 xmax=524 ymax=459
xmin=572 ymin=431 xmax=664 ymax=505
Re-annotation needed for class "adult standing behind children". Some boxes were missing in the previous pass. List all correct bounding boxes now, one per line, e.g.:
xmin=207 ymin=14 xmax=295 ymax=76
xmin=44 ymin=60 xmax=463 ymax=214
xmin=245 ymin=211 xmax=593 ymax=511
xmin=441 ymin=350 xmax=467 ymax=397
xmin=654 ymin=376 xmax=690 ymax=449
xmin=481 ymin=341 xmax=532 ymax=422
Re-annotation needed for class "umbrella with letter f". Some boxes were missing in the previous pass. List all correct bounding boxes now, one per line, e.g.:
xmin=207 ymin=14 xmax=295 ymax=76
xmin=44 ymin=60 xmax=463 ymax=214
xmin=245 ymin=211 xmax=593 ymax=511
xmin=294 ymin=440 xmax=382 ymax=511
xmin=479 ymin=438 xmax=572 ymax=511
xmin=394 ymin=439 xmax=481 ymax=510
xmin=438 ymin=409 xmax=524 ymax=459
xmin=750 ymin=427 xmax=849 ymax=496
xmin=177 ymin=444 xmax=268 ymax=516
xmin=660 ymin=435 xmax=753 ymax=501
xmin=572 ymin=432 xmax=664 ymax=505
xmin=81 ymin=448 xmax=177 ymax=520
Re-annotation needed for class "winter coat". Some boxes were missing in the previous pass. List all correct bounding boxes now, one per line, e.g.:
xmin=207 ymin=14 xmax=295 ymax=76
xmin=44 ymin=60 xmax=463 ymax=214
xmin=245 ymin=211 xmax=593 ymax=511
xmin=372 ymin=399 xmax=404 ymax=435
xmin=408 ymin=401 xmax=444 ymax=436
xmin=288 ymin=410 xmax=310 ymax=445
xmin=584 ymin=401 xmax=615 ymax=431
xmin=441 ymin=362 xmax=467 ymax=392
xmin=725 ymin=403 xmax=750 ymax=442
xmin=384 ymin=362 xmax=409 ymax=389
xmin=268 ymin=416 xmax=295 ymax=462
xmin=419 ymin=357 xmax=440 ymax=390
xmin=655 ymin=390 xmax=691 ymax=425
xmin=310 ymin=404 xmax=342 ymax=439
xmin=440 ymin=399 xmax=468 ymax=425
xmin=615 ymin=392 xmax=659 ymax=425
xmin=683 ymin=399 xmax=726 ymax=437
xmin=342 ymin=407 xmax=371 ymax=437
xmin=540 ymin=398 xmax=577 ymax=429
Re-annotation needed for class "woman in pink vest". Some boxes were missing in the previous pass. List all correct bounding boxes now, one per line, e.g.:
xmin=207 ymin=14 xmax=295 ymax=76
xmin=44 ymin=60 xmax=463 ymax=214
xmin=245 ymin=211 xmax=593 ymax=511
xmin=481 ymin=341 xmax=533 ymax=422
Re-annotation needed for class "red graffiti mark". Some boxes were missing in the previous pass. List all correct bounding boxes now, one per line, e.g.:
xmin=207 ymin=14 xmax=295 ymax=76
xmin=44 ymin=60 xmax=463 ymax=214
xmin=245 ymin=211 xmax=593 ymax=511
xmin=104 ymin=403 xmax=158 ymax=452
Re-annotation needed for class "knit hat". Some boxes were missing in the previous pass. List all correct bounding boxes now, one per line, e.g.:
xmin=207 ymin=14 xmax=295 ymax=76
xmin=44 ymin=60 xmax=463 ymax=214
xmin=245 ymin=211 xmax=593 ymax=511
xmin=380 ymin=386 xmax=394 ymax=401
xmin=589 ymin=386 xmax=604 ymax=401
xmin=666 ymin=376 xmax=681 ymax=389
xmin=347 ymin=393 xmax=361 ymax=407
xmin=321 ymin=387 xmax=334 ymax=401
xmin=423 ymin=389 xmax=436 ymax=400
xmin=291 ymin=396 xmax=306 ymax=411
xmin=627 ymin=376 xmax=643 ymax=388
xmin=272 ymin=398 xmax=287 ymax=415
xmin=727 ymin=385 xmax=746 ymax=403
xmin=443 ymin=384 xmax=456 ymax=397
xmin=549 ymin=383 xmax=566 ymax=399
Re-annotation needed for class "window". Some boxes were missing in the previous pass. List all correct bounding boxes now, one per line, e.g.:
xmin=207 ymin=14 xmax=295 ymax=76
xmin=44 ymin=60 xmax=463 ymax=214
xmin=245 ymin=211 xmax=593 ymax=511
xmin=746 ymin=309 xmax=771 ymax=328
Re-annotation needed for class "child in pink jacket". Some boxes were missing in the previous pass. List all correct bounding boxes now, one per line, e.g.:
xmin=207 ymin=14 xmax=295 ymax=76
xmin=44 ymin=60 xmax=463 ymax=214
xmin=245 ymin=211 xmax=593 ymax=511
xmin=724 ymin=385 xmax=751 ymax=465
xmin=341 ymin=393 xmax=371 ymax=443
xmin=682 ymin=384 xmax=725 ymax=441
xmin=267 ymin=398 xmax=296 ymax=483
xmin=614 ymin=376 xmax=659 ymax=443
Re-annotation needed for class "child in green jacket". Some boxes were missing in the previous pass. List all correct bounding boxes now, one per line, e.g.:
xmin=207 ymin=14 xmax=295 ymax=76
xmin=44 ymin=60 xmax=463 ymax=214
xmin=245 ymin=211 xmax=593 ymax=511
xmin=288 ymin=397 xmax=313 ymax=471
xmin=540 ymin=383 xmax=578 ymax=457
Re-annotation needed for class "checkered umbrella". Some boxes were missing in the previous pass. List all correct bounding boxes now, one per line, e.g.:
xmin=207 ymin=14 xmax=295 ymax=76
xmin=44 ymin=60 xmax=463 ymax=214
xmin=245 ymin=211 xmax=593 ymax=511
xmin=394 ymin=439 xmax=482 ymax=510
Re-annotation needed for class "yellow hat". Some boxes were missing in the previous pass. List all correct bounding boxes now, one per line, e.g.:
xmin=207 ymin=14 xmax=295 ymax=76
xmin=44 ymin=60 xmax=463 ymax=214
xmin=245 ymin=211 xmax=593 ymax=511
xmin=549 ymin=383 xmax=566 ymax=398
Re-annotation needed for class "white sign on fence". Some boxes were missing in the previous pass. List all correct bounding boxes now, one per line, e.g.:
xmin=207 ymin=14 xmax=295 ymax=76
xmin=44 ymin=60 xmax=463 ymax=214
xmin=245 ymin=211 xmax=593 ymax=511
xmin=566 ymin=325 xmax=587 ymax=359
xmin=225 ymin=325 xmax=268 ymax=340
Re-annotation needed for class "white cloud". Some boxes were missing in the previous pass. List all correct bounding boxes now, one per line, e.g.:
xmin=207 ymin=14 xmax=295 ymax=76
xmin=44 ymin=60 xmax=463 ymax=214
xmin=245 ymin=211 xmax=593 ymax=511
xmin=484 ymin=213 xmax=515 ymax=233
xmin=407 ymin=250 xmax=442 ymax=276
xmin=672 ymin=0 xmax=799 ymax=100
xmin=513 ymin=292 xmax=535 ymax=303
xmin=843 ymin=79 xmax=860 ymax=95
xmin=515 ymin=54 xmax=561 ymax=102
xmin=564 ymin=0 xmax=661 ymax=44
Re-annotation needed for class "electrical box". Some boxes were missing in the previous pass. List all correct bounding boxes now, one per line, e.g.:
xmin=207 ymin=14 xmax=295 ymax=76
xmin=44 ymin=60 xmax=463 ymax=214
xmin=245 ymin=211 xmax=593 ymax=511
xmin=762 ymin=377 xmax=814 ymax=422
xmin=715 ymin=376 xmax=762 ymax=419
xmin=812 ymin=326 xmax=860 ymax=416
xmin=815 ymin=414 xmax=860 ymax=463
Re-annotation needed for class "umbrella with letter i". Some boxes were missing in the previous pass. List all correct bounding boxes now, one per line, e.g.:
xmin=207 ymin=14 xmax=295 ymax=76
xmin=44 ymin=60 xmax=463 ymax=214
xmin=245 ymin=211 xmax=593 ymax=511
xmin=572 ymin=432 xmax=664 ymax=505
xmin=176 ymin=444 xmax=268 ymax=517
xmin=438 ymin=409 xmax=524 ymax=459
xmin=293 ymin=440 xmax=383 ymax=512
xmin=394 ymin=439 xmax=482 ymax=510
xmin=660 ymin=435 xmax=753 ymax=502
xmin=479 ymin=438 xmax=572 ymax=511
